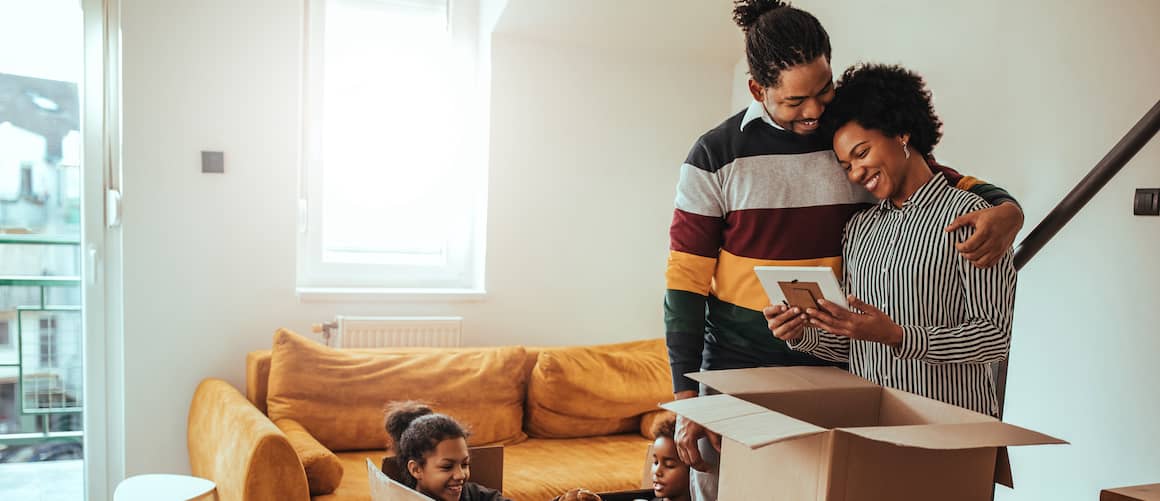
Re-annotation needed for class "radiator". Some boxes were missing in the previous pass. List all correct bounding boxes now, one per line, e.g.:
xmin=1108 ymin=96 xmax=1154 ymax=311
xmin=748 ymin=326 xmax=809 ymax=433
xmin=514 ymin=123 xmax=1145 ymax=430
xmin=315 ymin=316 xmax=463 ymax=348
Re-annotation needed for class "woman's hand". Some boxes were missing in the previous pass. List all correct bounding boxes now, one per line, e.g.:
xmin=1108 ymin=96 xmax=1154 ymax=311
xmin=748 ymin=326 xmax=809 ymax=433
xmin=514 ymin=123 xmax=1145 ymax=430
xmin=806 ymin=296 xmax=903 ymax=346
xmin=762 ymin=304 xmax=807 ymax=342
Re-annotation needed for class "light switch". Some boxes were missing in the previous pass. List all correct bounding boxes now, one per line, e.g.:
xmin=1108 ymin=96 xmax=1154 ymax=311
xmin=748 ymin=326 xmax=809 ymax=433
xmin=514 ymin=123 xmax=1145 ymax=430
xmin=201 ymin=151 xmax=224 ymax=174
xmin=1134 ymin=188 xmax=1159 ymax=216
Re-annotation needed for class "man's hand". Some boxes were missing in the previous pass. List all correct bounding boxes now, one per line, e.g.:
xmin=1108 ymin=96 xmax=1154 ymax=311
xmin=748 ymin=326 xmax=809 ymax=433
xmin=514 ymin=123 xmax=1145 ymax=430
xmin=674 ymin=391 xmax=722 ymax=472
xmin=762 ymin=304 xmax=806 ymax=341
xmin=806 ymin=296 xmax=902 ymax=346
xmin=944 ymin=201 xmax=1023 ymax=268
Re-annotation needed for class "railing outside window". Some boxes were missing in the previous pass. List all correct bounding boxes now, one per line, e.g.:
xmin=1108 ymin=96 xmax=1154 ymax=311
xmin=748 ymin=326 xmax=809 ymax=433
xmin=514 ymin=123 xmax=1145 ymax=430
xmin=0 ymin=235 xmax=83 ymax=459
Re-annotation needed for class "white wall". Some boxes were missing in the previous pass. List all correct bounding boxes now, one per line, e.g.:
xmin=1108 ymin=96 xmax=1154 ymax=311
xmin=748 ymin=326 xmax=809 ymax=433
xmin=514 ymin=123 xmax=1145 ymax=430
xmin=799 ymin=0 xmax=1160 ymax=498
xmin=730 ymin=56 xmax=750 ymax=113
xmin=118 ymin=1 xmax=1160 ymax=493
xmin=118 ymin=0 xmax=735 ymax=476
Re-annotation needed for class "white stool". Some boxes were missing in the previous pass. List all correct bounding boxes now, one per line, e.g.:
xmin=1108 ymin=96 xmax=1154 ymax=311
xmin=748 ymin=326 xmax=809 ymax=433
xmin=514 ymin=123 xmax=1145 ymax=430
xmin=114 ymin=474 xmax=217 ymax=501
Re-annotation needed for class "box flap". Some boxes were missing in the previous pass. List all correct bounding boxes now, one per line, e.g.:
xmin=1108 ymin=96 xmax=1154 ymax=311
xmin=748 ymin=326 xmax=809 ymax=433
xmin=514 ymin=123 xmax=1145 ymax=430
xmin=689 ymin=366 xmax=879 ymax=395
xmin=661 ymin=394 xmax=767 ymax=423
xmin=837 ymin=421 xmax=1067 ymax=450
xmin=367 ymin=458 xmax=429 ymax=501
xmin=1101 ymin=483 xmax=1160 ymax=501
xmin=994 ymin=446 xmax=1014 ymax=488
xmin=661 ymin=394 xmax=826 ymax=448
xmin=743 ymin=386 xmax=882 ymax=430
xmin=640 ymin=444 xmax=655 ymax=489
xmin=878 ymin=387 xmax=996 ymax=425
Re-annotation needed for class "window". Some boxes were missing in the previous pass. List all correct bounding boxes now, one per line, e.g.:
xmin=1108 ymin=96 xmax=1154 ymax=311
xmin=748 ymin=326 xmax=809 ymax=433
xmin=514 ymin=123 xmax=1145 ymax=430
xmin=38 ymin=317 xmax=57 ymax=367
xmin=0 ymin=320 xmax=8 ymax=346
xmin=299 ymin=0 xmax=487 ymax=296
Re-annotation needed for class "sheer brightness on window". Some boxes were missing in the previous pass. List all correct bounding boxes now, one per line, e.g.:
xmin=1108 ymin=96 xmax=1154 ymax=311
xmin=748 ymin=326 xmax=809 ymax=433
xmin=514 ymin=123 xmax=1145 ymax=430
xmin=322 ymin=0 xmax=456 ymax=266
xmin=300 ymin=0 xmax=484 ymax=293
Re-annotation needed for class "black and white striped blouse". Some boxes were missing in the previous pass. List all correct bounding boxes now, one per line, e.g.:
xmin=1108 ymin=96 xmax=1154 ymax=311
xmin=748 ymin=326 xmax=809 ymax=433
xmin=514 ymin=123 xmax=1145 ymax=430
xmin=789 ymin=172 xmax=1017 ymax=416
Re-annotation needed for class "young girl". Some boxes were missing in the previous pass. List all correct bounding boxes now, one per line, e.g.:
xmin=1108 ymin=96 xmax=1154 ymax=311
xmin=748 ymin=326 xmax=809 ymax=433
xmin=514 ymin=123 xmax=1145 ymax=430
xmin=385 ymin=401 xmax=512 ymax=501
xmin=649 ymin=414 xmax=690 ymax=501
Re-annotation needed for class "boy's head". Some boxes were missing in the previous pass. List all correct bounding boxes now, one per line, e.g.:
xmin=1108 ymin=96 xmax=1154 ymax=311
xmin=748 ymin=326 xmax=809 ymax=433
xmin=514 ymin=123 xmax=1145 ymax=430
xmin=385 ymin=401 xmax=471 ymax=501
xmin=650 ymin=414 xmax=690 ymax=500
xmin=734 ymin=0 xmax=834 ymax=135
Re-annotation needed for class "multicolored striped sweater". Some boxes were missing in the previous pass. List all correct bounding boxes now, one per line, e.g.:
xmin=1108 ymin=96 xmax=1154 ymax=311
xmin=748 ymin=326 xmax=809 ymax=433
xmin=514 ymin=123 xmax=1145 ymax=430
xmin=664 ymin=105 xmax=1017 ymax=394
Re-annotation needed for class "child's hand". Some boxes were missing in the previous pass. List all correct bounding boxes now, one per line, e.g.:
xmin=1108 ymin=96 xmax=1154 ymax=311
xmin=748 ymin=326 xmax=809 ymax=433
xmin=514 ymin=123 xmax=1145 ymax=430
xmin=556 ymin=488 xmax=601 ymax=501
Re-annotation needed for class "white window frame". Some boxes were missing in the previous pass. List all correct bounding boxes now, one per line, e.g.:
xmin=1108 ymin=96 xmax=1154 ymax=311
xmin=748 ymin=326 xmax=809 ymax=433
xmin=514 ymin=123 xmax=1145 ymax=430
xmin=297 ymin=0 xmax=488 ymax=300
xmin=83 ymin=0 xmax=124 ymax=498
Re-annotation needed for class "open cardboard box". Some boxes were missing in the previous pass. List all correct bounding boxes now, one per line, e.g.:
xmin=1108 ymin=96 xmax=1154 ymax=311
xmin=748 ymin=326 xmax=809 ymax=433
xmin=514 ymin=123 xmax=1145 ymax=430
xmin=1101 ymin=483 xmax=1160 ymax=501
xmin=661 ymin=366 xmax=1067 ymax=501
xmin=368 ymin=446 xmax=503 ymax=501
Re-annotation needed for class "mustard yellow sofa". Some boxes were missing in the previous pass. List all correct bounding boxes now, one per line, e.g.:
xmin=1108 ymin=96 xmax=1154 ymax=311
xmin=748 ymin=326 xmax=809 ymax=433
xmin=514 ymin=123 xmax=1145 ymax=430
xmin=188 ymin=329 xmax=674 ymax=501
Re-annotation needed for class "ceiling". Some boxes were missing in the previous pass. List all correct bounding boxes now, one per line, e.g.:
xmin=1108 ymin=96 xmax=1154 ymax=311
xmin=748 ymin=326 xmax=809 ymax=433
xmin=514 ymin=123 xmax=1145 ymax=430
xmin=493 ymin=0 xmax=744 ymax=60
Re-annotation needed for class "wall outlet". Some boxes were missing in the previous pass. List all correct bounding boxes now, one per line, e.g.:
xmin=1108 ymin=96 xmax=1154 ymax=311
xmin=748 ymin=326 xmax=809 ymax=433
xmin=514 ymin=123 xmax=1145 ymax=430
xmin=1134 ymin=188 xmax=1159 ymax=216
xmin=201 ymin=151 xmax=224 ymax=174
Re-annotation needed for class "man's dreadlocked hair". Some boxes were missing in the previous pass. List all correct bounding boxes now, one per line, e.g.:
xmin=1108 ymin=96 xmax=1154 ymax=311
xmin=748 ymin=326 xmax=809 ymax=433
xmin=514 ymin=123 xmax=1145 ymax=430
xmin=732 ymin=0 xmax=832 ymax=88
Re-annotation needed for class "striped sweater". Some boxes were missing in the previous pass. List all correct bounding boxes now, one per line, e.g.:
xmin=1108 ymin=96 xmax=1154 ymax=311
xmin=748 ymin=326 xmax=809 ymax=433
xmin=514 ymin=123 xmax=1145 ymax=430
xmin=664 ymin=103 xmax=1017 ymax=394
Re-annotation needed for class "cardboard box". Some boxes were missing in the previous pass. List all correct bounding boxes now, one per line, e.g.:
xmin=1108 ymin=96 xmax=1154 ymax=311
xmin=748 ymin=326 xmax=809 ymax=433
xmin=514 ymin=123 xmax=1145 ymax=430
xmin=368 ymin=445 xmax=504 ymax=501
xmin=662 ymin=367 xmax=1066 ymax=501
xmin=1101 ymin=483 xmax=1160 ymax=501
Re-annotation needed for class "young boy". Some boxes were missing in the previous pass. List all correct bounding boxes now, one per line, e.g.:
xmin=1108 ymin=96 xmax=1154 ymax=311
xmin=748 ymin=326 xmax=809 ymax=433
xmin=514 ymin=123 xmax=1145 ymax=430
xmin=649 ymin=413 xmax=691 ymax=501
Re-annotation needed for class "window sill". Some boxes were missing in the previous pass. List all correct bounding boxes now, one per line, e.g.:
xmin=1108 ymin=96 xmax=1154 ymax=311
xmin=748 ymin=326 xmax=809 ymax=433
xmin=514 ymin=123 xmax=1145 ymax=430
xmin=295 ymin=287 xmax=488 ymax=303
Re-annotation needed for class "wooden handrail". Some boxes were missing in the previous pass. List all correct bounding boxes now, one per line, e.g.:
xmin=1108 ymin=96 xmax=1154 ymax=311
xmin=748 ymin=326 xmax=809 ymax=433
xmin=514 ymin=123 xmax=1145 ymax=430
xmin=1013 ymin=99 xmax=1160 ymax=270
xmin=996 ymin=98 xmax=1160 ymax=418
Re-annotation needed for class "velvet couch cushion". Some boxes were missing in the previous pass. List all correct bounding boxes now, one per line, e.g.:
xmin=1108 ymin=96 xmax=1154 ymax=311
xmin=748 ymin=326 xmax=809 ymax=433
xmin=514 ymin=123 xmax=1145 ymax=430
xmin=501 ymin=435 xmax=651 ymax=501
xmin=525 ymin=339 xmax=672 ymax=438
xmin=266 ymin=329 xmax=528 ymax=451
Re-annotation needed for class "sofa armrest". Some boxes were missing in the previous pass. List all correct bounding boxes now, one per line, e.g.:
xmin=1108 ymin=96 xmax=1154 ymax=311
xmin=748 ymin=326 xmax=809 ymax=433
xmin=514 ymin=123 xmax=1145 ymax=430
xmin=188 ymin=378 xmax=311 ymax=501
xmin=245 ymin=350 xmax=272 ymax=414
xmin=275 ymin=418 xmax=344 ymax=495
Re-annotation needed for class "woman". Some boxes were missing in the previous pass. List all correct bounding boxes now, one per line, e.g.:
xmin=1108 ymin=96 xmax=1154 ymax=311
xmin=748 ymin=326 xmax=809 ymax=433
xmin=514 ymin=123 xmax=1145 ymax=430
xmin=762 ymin=63 xmax=1017 ymax=416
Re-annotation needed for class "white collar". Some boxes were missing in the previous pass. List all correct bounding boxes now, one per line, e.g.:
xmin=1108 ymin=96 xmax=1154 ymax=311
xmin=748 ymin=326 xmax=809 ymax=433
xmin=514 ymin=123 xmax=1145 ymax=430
xmin=740 ymin=100 xmax=786 ymax=131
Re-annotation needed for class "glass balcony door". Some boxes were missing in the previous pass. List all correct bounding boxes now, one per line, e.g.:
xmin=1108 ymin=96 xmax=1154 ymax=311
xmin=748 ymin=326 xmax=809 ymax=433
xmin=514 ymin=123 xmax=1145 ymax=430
xmin=0 ymin=0 xmax=89 ymax=499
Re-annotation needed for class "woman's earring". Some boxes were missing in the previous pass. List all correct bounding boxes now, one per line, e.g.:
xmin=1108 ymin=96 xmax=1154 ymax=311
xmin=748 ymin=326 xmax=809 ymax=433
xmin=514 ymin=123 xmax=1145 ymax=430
xmin=902 ymin=142 xmax=910 ymax=160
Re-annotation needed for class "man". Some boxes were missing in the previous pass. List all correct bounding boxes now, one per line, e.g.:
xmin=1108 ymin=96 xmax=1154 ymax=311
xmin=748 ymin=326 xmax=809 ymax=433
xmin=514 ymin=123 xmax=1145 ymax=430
xmin=663 ymin=2 xmax=1023 ymax=499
